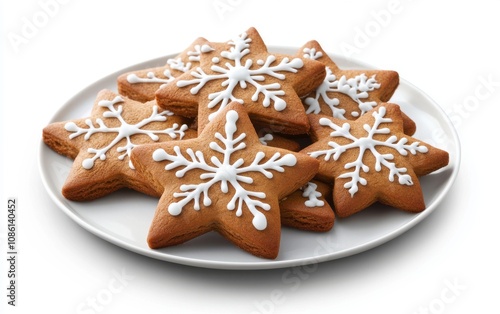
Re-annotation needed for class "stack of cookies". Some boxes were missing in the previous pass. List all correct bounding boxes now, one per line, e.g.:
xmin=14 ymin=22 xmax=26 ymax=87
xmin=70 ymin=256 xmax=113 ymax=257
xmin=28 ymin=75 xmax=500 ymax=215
xmin=43 ymin=27 xmax=449 ymax=259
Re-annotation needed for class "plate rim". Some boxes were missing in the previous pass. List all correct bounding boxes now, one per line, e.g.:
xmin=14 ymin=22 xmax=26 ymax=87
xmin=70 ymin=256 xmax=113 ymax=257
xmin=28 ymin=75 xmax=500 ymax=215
xmin=38 ymin=46 xmax=461 ymax=270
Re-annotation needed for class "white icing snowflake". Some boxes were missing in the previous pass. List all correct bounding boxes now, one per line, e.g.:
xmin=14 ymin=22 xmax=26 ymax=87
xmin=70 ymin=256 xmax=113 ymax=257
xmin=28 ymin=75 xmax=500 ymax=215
xmin=127 ymin=68 xmax=175 ymax=88
xmin=186 ymin=43 xmax=215 ymax=62
xmin=152 ymin=109 xmax=297 ymax=230
xmin=309 ymin=106 xmax=428 ymax=197
xmin=258 ymin=133 xmax=273 ymax=146
xmin=127 ymin=44 xmax=214 ymax=87
xmin=177 ymin=31 xmax=304 ymax=121
xmin=303 ymin=47 xmax=323 ymax=60
xmin=303 ymin=67 xmax=345 ymax=119
xmin=65 ymin=96 xmax=188 ymax=170
xmin=301 ymin=181 xmax=324 ymax=207
xmin=303 ymin=47 xmax=381 ymax=119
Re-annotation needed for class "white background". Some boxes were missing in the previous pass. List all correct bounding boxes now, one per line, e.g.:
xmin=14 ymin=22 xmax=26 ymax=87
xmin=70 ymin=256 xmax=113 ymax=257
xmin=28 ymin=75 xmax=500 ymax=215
xmin=1 ymin=0 xmax=498 ymax=313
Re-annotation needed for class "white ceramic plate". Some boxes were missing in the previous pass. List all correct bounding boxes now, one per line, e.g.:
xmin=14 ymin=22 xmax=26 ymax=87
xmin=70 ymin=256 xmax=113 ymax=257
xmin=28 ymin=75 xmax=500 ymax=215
xmin=39 ymin=48 xmax=460 ymax=270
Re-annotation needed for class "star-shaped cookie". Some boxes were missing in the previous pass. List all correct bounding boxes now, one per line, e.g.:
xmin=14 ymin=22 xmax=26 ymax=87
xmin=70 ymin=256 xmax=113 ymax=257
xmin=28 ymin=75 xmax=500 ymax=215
xmin=42 ymin=89 xmax=196 ymax=200
xmin=155 ymin=27 xmax=326 ymax=135
xmin=301 ymin=103 xmax=449 ymax=217
xmin=299 ymin=40 xmax=416 ymax=135
xmin=130 ymin=102 xmax=319 ymax=259
xmin=117 ymin=37 xmax=213 ymax=102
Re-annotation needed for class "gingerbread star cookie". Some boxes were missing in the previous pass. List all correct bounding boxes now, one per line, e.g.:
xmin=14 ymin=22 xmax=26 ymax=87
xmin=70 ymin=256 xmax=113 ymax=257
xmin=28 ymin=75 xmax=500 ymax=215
xmin=300 ymin=40 xmax=416 ymax=135
xmin=130 ymin=102 xmax=319 ymax=259
xmin=280 ymin=180 xmax=335 ymax=232
xmin=43 ymin=89 xmax=196 ymax=200
xmin=301 ymin=103 xmax=449 ymax=217
xmin=117 ymin=37 xmax=213 ymax=102
xmin=155 ymin=27 xmax=326 ymax=135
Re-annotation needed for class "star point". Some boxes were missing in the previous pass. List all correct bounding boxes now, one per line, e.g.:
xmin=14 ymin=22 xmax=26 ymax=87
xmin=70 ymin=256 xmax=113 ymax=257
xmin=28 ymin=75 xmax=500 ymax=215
xmin=42 ymin=89 xmax=195 ymax=201
xmin=131 ymin=102 xmax=319 ymax=258
xmin=299 ymin=40 xmax=417 ymax=135
xmin=117 ymin=37 xmax=212 ymax=103
xmin=301 ymin=103 xmax=449 ymax=217
xmin=156 ymin=27 xmax=326 ymax=135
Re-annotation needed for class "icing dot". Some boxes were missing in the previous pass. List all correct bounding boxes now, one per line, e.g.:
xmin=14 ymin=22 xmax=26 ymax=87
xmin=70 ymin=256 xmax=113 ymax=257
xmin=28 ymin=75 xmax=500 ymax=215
xmin=226 ymin=110 xmax=239 ymax=124
xmin=203 ymin=197 xmax=212 ymax=206
xmin=212 ymin=57 xmax=220 ymax=63
xmin=252 ymin=214 xmax=267 ymax=230
xmin=418 ymin=146 xmax=429 ymax=153
xmin=126 ymin=74 xmax=139 ymax=83
xmin=281 ymin=154 xmax=297 ymax=166
xmin=64 ymin=122 xmax=78 ymax=132
xmin=82 ymin=158 xmax=94 ymax=169
xmin=273 ymin=98 xmax=287 ymax=111
xmin=200 ymin=44 xmax=214 ymax=53
xmin=257 ymin=59 xmax=264 ymax=65
xmin=168 ymin=203 xmax=183 ymax=216
xmin=152 ymin=149 xmax=168 ymax=161
xmin=399 ymin=174 xmax=413 ymax=185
